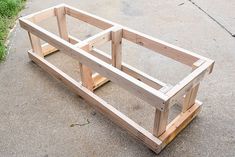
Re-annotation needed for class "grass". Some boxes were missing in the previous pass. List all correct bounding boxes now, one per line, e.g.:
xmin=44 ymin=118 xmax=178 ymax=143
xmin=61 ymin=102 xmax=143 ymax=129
xmin=0 ymin=0 xmax=26 ymax=60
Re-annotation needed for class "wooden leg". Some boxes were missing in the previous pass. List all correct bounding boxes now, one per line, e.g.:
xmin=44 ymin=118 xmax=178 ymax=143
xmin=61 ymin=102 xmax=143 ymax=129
xmin=111 ymin=27 xmax=122 ymax=69
xmin=159 ymin=101 xmax=202 ymax=150
xmin=79 ymin=63 xmax=94 ymax=91
xmin=153 ymin=108 xmax=169 ymax=137
xmin=55 ymin=6 xmax=69 ymax=41
xmin=182 ymin=61 xmax=202 ymax=113
xmin=182 ymin=84 xmax=200 ymax=112
xmin=28 ymin=32 xmax=43 ymax=57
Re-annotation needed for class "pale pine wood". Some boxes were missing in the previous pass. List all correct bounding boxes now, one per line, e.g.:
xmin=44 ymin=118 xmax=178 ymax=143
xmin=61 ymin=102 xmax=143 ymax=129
xmin=55 ymin=6 xmax=69 ymax=41
xmin=78 ymin=43 xmax=94 ymax=91
xmin=20 ymin=5 xmax=215 ymax=153
xmin=182 ymin=84 xmax=200 ymax=112
xmin=182 ymin=61 xmax=202 ymax=112
xmin=122 ymin=28 xmax=199 ymax=66
xmin=28 ymin=32 xmax=43 ymax=57
xmin=92 ymin=73 xmax=109 ymax=90
xmin=159 ymin=101 xmax=202 ymax=152
xmin=153 ymin=108 xmax=169 ymax=137
xmin=166 ymin=59 xmax=214 ymax=108
xmin=19 ymin=19 xmax=168 ymax=111
xmin=65 ymin=5 xmax=113 ymax=29
xmin=28 ymin=51 xmax=162 ymax=153
xmin=75 ymin=27 xmax=114 ymax=50
xmin=26 ymin=7 xmax=56 ymax=23
xmin=40 ymin=36 xmax=167 ymax=90
xmin=79 ymin=63 xmax=94 ymax=91
xmin=111 ymin=27 xmax=122 ymax=69
xmin=41 ymin=43 xmax=58 ymax=56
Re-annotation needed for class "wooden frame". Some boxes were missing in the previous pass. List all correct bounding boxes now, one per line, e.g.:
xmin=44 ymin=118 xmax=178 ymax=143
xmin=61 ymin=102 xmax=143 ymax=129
xmin=19 ymin=4 xmax=214 ymax=154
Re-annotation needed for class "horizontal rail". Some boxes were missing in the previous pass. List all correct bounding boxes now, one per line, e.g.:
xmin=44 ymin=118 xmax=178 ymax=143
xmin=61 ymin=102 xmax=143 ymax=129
xmin=21 ymin=4 xmax=61 ymax=23
xmin=40 ymin=35 xmax=167 ymax=90
xmin=65 ymin=5 xmax=113 ymax=30
xmin=20 ymin=19 xmax=168 ymax=111
xmin=75 ymin=26 xmax=115 ymax=50
xmin=122 ymin=28 xmax=200 ymax=67
xmin=159 ymin=101 xmax=202 ymax=150
xmin=28 ymin=51 xmax=162 ymax=152
xmin=122 ymin=63 xmax=167 ymax=90
xmin=70 ymin=35 xmax=167 ymax=89
xmin=22 ymin=4 xmax=211 ymax=69
xmin=165 ymin=60 xmax=214 ymax=107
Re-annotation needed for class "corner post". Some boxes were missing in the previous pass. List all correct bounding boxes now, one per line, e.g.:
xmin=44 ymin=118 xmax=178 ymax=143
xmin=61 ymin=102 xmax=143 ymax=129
xmin=28 ymin=18 xmax=43 ymax=57
xmin=182 ymin=60 xmax=203 ymax=112
xmin=55 ymin=6 xmax=69 ymax=41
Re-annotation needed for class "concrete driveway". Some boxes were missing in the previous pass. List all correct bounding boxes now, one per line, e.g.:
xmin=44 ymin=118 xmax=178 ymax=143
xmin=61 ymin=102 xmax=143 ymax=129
xmin=0 ymin=0 xmax=235 ymax=156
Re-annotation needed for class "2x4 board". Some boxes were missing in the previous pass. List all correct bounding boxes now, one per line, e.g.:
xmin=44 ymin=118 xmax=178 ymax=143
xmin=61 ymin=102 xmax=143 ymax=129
xmin=19 ymin=4 xmax=214 ymax=153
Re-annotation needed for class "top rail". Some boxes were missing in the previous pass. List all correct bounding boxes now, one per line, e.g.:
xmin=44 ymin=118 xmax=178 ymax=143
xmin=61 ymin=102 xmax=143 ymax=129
xmin=19 ymin=18 xmax=168 ymax=111
xmin=22 ymin=4 xmax=211 ymax=67
xmin=20 ymin=4 xmax=214 ymax=110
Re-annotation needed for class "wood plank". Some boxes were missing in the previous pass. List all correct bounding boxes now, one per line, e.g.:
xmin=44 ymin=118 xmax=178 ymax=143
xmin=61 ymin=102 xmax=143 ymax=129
xmin=55 ymin=6 xmax=69 ymax=41
xmin=79 ymin=63 xmax=94 ymax=91
xmin=182 ymin=61 xmax=202 ymax=112
xmin=69 ymin=35 xmax=80 ymax=44
xmin=68 ymin=35 xmax=167 ymax=90
xmin=123 ymin=28 xmax=200 ymax=67
xmin=75 ymin=27 xmax=113 ymax=51
xmin=92 ymin=73 xmax=110 ymax=90
xmin=40 ymin=36 xmax=167 ymax=90
xmin=111 ymin=27 xmax=122 ymax=69
xmin=165 ymin=60 xmax=214 ymax=108
xmin=24 ymin=6 xmax=57 ymax=23
xmin=28 ymin=32 xmax=43 ymax=57
xmin=182 ymin=84 xmax=199 ymax=112
xmin=65 ymin=5 xmax=113 ymax=30
xmin=122 ymin=63 xmax=166 ymax=90
xmin=41 ymin=43 xmax=58 ymax=56
xmin=159 ymin=101 xmax=202 ymax=151
xmin=20 ymin=19 xmax=168 ymax=111
xmin=153 ymin=108 xmax=169 ymax=137
xmin=23 ymin=4 xmax=212 ymax=70
xmin=28 ymin=51 xmax=162 ymax=152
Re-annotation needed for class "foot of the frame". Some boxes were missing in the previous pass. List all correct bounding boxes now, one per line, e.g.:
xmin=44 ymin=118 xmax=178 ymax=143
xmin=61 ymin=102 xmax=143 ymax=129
xmin=41 ymin=43 xmax=58 ymax=56
xmin=39 ymin=44 xmax=110 ymax=91
xmin=28 ymin=50 xmax=163 ymax=154
xmin=157 ymin=101 xmax=202 ymax=153
xmin=92 ymin=73 xmax=110 ymax=91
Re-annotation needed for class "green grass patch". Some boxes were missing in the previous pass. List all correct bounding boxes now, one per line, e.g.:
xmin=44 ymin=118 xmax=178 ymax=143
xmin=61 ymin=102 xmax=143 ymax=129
xmin=0 ymin=0 xmax=26 ymax=60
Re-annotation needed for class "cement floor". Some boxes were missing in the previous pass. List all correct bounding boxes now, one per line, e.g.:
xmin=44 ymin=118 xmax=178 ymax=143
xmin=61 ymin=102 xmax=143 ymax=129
xmin=0 ymin=0 xmax=235 ymax=156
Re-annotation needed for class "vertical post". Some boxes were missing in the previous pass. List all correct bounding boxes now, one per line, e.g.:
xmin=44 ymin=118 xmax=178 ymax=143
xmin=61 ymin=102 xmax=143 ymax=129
xmin=182 ymin=60 xmax=203 ymax=112
xmin=79 ymin=63 xmax=94 ymax=91
xmin=55 ymin=6 xmax=69 ymax=41
xmin=182 ymin=84 xmax=200 ymax=112
xmin=153 ymin=87 xmax=170 ymax=137
xmin=111 ymin=27 xmax=122 ymax=69
xmin=78 ymin=43 xmax=94 ymax=91
xmin=28 ymin=18 xmax=43 ymax=57
xmin=153 ymin=108 xmax=169 ymax=137
xmin=55 ymin=6 xmax=92 ymax=91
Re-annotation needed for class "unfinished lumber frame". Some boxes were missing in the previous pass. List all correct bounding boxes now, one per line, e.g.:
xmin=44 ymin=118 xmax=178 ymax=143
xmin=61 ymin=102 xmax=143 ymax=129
xmin=19 ymin=4 xmax=214 ymax=154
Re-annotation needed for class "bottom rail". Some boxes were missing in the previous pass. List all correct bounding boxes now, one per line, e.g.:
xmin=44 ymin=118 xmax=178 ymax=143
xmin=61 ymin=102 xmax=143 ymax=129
xmin=28 ymin=50 xmax=202 ymax=153
xmin=28 ymin=50 xmax=162 ymax=152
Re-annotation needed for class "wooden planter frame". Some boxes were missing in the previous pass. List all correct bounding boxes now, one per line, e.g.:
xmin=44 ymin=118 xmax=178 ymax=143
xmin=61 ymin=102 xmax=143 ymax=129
xmin=19 ymin=4 xmax=214 ymax=153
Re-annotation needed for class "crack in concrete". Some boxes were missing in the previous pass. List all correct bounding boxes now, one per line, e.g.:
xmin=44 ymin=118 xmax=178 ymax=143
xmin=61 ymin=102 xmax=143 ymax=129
xmin=188 ymin=0 xmax=235 ymax=37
